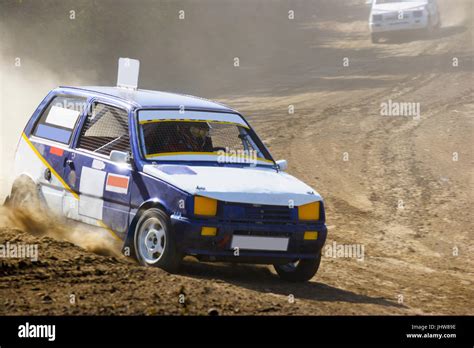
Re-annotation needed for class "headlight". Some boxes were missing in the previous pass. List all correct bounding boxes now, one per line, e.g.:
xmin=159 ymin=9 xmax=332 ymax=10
xmin=298 ymin=202 xmax=320 ymax=221
xmin=194 ymin=196 xmax=217 ymax=216
xmin=372 ymin=14 xmax=383 ymax=22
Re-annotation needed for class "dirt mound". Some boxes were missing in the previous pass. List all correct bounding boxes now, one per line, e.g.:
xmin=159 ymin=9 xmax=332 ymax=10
xmin=0 ymin=225 xmax=411 ymax=315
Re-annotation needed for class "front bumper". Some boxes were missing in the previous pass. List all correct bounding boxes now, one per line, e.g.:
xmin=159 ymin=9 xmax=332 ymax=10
xmin=370 ymin=16 xmax=428 ymax=33
xmin=170 ymin=214 xmax=327 ymax=264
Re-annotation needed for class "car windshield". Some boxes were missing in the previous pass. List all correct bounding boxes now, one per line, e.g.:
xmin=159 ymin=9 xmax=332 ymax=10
xmin=137 ymin=110 xmax=273 ymax=166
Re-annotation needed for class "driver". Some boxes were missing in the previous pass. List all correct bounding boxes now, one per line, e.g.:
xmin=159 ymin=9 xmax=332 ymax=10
xmin=166 ymin=122 xmax=214 ymax=152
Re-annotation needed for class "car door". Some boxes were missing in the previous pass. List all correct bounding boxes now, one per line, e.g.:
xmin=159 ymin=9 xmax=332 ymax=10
xmin=27 ymin=94 xmax=87 ymax=212
xmin=63 ymin=100 xmax=133 ymax=239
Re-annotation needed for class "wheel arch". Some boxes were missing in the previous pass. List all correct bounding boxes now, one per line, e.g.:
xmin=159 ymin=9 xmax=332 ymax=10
xmin=5 ymin=173 xmax=44 ymax=207
xmin=8 ymin=173 xmax=40 ymax=198
xmin=123 ymin=198 xmax=170 ymax=254
xmin=12 ymin=172 xmax=38 ymax=186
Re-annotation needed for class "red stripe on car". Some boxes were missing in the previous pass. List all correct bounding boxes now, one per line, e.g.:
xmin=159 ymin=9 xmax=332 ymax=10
xmin=107 ymin=175 xmax=129 ymax=188
xmin=50 ymin=147 xmax=64 ymax=156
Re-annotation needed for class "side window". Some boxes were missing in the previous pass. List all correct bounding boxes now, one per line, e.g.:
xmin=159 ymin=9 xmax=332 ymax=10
xmin=33 ymin=95 xmax=87 ymax=144
xmin=77 ymin=103 xmax=130 ymax=157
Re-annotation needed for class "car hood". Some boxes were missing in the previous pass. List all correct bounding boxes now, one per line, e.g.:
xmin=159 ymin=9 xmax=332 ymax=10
xmin=143 ymin=164 xmax=322 ymax=206
xmin=372 ymin=1 xmax=427 ymax=14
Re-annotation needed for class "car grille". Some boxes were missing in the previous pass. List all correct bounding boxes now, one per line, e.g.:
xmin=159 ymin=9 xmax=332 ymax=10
xmin=385 ymin=12 xmax=410 ymax=21
xmin=373 ymin=14 xmax=383 ymax=22
xmin=245 ymin=204 xmax=292 ymax=222
xmin=224 ymin=202 xmax=293 ymax=225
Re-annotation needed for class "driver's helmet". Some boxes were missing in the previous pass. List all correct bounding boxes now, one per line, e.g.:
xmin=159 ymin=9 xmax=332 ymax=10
xmin=188 ymin=122 xmax=211 ymax=139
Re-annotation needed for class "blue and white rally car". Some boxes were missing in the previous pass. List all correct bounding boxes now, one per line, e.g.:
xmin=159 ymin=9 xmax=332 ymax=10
xmin=7 ymin=59 xmax=327 ymax=282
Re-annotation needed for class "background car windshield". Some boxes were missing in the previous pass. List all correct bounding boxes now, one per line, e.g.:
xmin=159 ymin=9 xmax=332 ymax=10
xmin=375 ymin=0 xmax=417 ymax=3
xmin=139 ymin=119 xmax=271 ymax=163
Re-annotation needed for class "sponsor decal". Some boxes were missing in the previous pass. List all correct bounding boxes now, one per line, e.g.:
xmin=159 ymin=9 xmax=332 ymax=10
xmin=49 ymin=146 xmax=64 ymax=156
xmin=45 ymin=105 xmax=80 ymax=129
xmin=105 ymin=173 xmax=129 ymax=194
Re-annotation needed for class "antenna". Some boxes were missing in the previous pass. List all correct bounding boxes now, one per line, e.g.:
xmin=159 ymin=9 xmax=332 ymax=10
xmin=117 ymin=57 xmax=140 ymax=90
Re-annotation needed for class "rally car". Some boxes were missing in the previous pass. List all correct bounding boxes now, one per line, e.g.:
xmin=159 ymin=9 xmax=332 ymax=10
xmin=368 ymin=0 xmax=441 ymax=43
xmin=7 ymin=60 xmax=327 ymax=282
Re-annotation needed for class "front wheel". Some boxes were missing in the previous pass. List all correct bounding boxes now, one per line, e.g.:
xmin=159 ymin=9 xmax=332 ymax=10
xmin=434 ymin=15 xmax=441 ymax=29
xmin=425 ymin=15 xmax=435 ymax=35
xmin=273 ymin=252 xmax=321 ymax=282
xmin=133 ymin=208 xmax=182 ymax=273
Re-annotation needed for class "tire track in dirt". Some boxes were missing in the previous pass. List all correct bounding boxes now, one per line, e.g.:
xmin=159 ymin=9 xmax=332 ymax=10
xmin=234 ymin=0 xmax=474 ymax=314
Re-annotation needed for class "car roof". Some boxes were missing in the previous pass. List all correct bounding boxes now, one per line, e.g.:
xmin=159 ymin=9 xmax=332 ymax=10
xmin=60 ymin=86 xmax=235 ymax=112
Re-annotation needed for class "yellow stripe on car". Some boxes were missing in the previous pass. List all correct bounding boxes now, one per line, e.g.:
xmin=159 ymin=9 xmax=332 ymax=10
xmin=145 ymin=151 xmax=274 ymax=164
xmin=145 ymin=151 xmax=220 ymax=158
xmin=22 ymin=133 xmax=79 ymax=200
xmin=139 ymin=119 xmax=249 ymax=128
xmin=97 ymin=220 xmax=122 ymax=242
xmin=23 ymin=133 xmax=122 ymax=242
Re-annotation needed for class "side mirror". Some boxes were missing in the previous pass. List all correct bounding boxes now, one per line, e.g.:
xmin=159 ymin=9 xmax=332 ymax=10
xmin=110 ymin=150 xmax=129 ymax=164
xmin=276 ymin=159 xmax=288 ymax=171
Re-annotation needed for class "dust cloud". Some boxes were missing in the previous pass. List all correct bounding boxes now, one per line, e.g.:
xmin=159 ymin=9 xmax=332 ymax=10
xmin=0 ymin=0 xmax=356 ymax=196
xmin=0 ymin=205 xmax=122 ymax=257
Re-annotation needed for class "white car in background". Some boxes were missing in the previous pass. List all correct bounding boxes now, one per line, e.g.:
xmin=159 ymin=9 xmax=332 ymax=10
xmin=368 ymin=0 xmax=441 ymax=43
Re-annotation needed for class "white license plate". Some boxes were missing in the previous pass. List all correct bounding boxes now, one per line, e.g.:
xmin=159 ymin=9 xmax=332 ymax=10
xmin=230 ymin=235 xmax=289 ymax=251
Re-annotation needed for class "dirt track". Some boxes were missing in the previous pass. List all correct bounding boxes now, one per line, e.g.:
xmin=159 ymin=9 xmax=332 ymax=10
xmin=0 ymin=0 xmax=473 ymax=315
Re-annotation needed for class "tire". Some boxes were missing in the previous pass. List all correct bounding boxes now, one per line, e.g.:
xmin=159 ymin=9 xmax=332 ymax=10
xmin=133 ymin=208 xmax=182 ymax=273
xmin=274 ymin=252 xmax=321 ymax=282
xmin=371 ymin=33 xmax=381 ymax=44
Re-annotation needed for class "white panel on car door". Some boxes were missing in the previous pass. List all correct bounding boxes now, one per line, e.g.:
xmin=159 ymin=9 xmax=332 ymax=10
xmin=45 ymin=106 xmax=80 ymax=129
xmin=78 ymin=167 xmax=106 ymax=220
